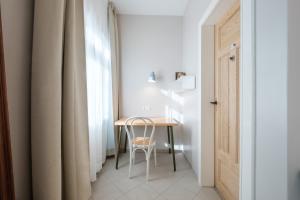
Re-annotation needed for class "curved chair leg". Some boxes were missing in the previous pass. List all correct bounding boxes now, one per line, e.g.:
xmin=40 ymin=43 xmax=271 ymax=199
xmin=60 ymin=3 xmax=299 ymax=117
xmin=129 ymin=150 xmax=133 ymax=178
xmin=146 ymin=154 xmax=150 ymax=181
xmin=132 ymin=150 xmax=136 ymax=165
xmin=154 ymin=146 xmax=157 ymax=167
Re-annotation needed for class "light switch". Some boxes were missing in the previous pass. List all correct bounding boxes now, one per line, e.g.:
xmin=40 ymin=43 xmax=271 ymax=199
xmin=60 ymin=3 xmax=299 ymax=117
xmin=142 ymin=105 xmax=151 ymax=111
xmin=145 ymin=105 xmax=150 ymax=111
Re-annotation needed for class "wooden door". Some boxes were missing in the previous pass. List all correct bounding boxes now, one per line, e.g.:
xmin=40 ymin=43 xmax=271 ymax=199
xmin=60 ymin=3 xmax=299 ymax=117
xmin=214 ymin=3 xmax=240 ymax=200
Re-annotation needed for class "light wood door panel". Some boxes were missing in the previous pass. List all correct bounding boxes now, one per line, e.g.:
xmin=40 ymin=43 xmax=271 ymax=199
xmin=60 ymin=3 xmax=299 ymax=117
xmin=215 ymin=3 xmax=240 ymax=200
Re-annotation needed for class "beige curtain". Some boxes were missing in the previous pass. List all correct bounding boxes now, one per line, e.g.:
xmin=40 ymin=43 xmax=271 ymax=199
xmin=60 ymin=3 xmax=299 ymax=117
xmin=108 ymin=2 xmax=120 ymax=153
xmin=31 ymin=0 xmax=91 ymax=199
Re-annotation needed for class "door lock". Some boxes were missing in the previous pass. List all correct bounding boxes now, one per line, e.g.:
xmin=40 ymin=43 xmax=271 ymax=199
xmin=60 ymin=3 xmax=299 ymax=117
xmin=210 ymin=101 xmax=218 ymax=105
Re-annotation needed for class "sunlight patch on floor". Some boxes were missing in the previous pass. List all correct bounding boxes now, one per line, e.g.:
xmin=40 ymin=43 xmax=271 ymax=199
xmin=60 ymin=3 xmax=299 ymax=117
xmin=91 ymin=152 xmax=221 ymax=200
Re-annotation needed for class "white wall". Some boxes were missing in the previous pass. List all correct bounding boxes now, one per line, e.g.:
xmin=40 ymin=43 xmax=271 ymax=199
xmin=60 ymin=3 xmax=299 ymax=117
xmin=288 ymin=0 xmax=300 ymax=200
xmin=182 ymin=1 xmax=298 ymax=199
xmin=255 ymin=0 xmax=288 ymax=199
xmin=119 ymin=15 xmax=183 ymax=150
xmin=0 ymin=0 xmax=33 ymax=199
xmin=182 ymin=0 xmax=211 ymax=177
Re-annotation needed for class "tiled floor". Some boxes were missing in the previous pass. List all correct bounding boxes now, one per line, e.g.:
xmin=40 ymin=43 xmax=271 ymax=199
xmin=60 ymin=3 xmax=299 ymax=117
xmin=91 ymin=152 xmax=221 ymax=200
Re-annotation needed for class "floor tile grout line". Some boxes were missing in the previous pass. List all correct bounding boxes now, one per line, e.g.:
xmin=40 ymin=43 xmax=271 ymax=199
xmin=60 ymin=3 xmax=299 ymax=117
xmin=92 ymin=153 xmax=221 ymax=200
xmin=124 ymin=158 xmax=189 ymax=196
xmin=147 ymin=169 xmax=193 ymax=197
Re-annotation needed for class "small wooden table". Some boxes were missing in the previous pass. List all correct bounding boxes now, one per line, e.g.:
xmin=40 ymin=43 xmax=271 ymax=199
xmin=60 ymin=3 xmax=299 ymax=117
xmin=114 ymin=117 xmax=179 ymax=171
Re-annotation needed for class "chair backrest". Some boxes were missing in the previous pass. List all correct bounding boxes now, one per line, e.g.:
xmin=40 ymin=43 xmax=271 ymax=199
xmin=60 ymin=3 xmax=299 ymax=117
xmin=124 ymin=117 xmax=155 ymax=147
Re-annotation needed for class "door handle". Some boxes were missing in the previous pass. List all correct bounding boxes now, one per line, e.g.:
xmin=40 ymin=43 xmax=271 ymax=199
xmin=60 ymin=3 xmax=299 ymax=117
xmin=210 ymin=101 xmax=217 ymax=105
xmin=229 ymin=55 xmax=235 ymax=61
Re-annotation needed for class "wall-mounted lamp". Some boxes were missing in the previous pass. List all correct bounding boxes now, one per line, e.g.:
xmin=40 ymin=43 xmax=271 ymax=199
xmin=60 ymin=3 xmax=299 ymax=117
xmin=148 ymin=72 xmax=157 ymax=83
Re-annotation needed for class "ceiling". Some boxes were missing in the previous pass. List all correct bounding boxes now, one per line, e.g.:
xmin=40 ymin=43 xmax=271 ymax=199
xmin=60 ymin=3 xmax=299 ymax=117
xmin=111 ymin=0 xmax=189 ymax=16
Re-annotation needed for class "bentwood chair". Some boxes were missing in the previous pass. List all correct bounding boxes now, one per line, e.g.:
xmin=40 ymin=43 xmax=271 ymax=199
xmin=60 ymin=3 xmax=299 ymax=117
xmin=124 ymin=117 xmax=157 ymax=181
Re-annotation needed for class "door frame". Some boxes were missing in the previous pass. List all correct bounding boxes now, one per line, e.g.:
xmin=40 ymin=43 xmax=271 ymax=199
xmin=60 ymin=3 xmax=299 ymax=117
xmin=197 ymin=0 xmax=255 ymax=200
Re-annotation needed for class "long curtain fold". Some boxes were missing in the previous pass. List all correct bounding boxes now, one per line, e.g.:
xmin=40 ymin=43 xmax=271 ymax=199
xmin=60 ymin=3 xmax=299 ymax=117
xmin=108 ymin=2 xmax=120 ymax=156
xmin=31 ymin=0 xmax=91 ymax=199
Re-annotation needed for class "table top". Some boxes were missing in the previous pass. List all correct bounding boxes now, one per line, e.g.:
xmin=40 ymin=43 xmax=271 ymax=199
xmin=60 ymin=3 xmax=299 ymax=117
xmin=114 ymin=117 xmax=179 ymax=127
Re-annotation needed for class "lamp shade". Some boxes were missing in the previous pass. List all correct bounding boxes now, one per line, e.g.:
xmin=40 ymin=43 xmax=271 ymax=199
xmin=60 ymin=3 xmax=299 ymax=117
xmin=148 ymin=72 xmax=156 ymax=83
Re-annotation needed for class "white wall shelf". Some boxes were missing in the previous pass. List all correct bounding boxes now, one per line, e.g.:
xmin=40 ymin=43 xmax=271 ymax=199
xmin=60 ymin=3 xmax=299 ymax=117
xmin=174 ymin=75 xmax=196 ymax=93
